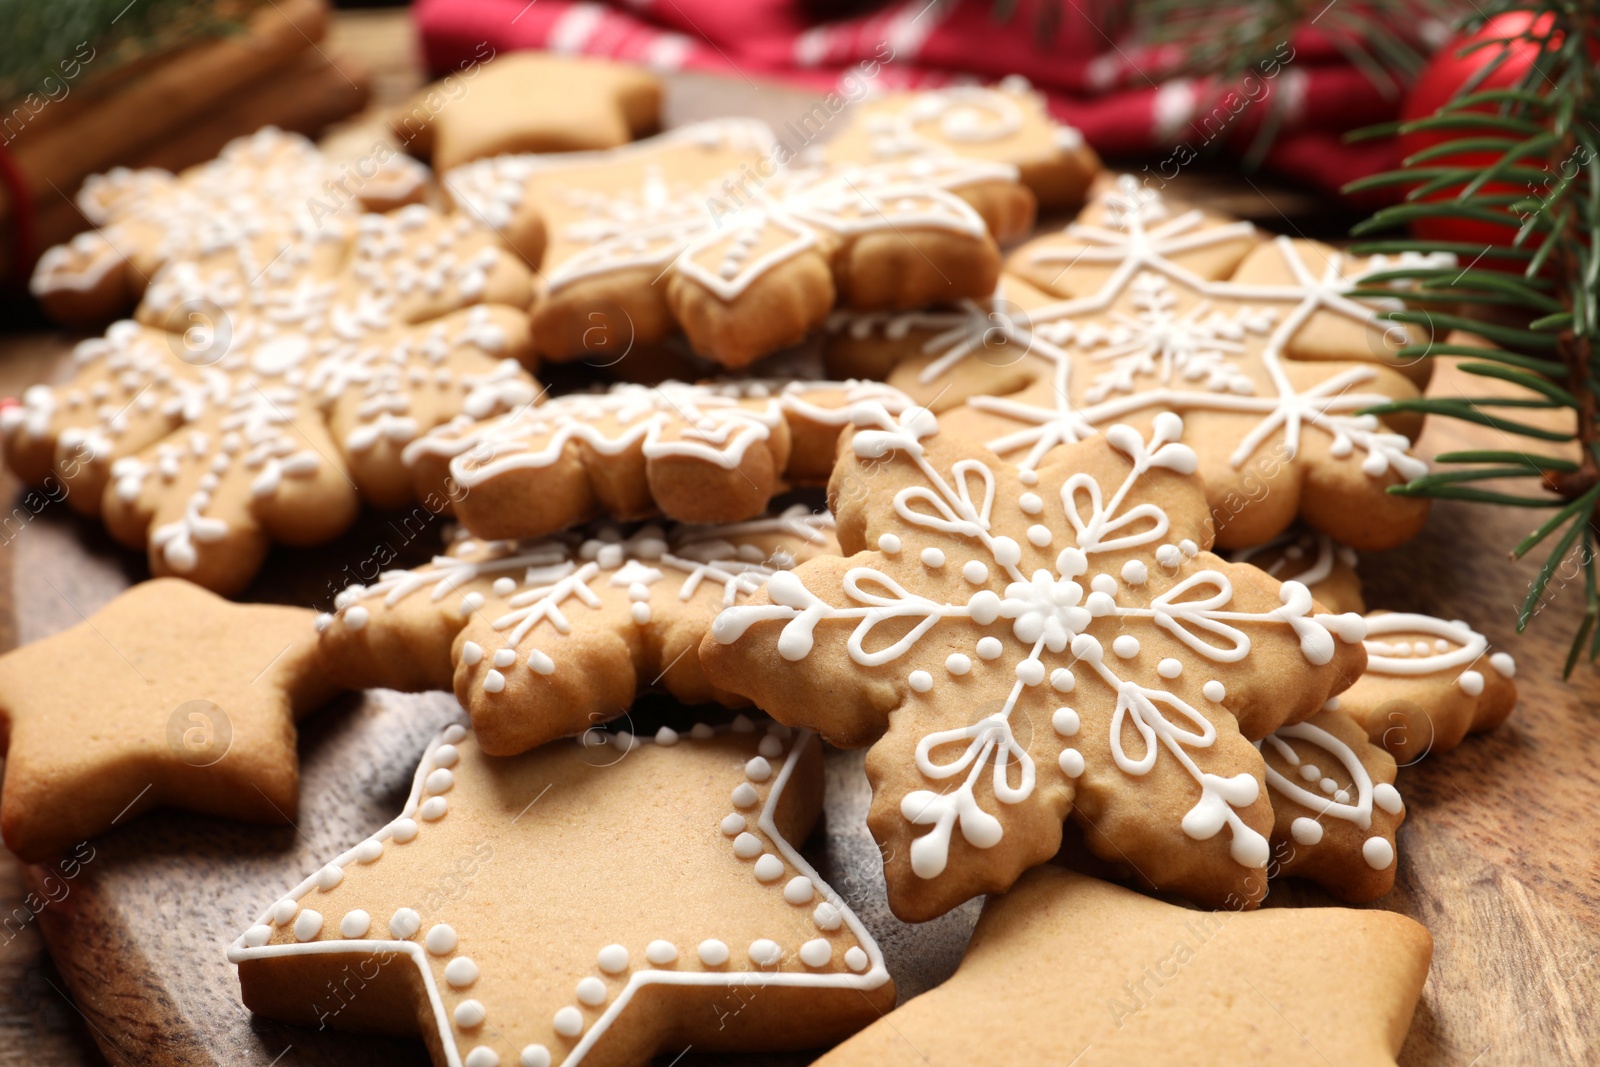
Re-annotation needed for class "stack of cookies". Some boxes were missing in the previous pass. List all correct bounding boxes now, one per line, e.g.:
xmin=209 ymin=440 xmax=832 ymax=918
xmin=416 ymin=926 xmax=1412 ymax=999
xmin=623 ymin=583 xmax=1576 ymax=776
xmin=0 ymin=55 xmax=1520 ymax=1067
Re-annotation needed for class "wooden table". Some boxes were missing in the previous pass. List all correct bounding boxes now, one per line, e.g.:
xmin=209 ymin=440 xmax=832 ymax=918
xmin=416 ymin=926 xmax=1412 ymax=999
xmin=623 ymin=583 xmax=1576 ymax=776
xmin=1 ymin=9 xmax=1596 ymax=1067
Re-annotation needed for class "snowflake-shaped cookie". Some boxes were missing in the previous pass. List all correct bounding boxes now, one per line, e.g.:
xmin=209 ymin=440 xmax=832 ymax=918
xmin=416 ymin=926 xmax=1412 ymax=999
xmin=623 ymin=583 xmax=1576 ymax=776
xmin=445 ymin=119 xmax=1020 ymax=367
xmin=317 ymin=508 xmax=836 ymax=755
xmin=229 ymin=719 xmax=893 ymax=1067
xmin=826 ymin=178 xmax=1453 ymax=552
xmin=29 ymin=127 xmax=427 ymax=324
xmin=1258 ymin=706 xmax=1405 ymax=902
xmin=1336 ymin=611 xmax=1518 ymax=764
xmin=5 ymin=166 xmax=541 ymax=593
xmin=1230 ymin=530 xmax=1364 ymax=615
xmin=404 ymin=380 xmax=910 ymax=539
xmin=701 ymin=404 xmax=1367 ymax=920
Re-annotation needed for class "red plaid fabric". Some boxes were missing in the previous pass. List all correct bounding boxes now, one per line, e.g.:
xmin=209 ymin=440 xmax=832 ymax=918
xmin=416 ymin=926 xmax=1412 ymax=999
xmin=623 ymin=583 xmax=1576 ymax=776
xmin=414 ymin=0 xmax=1425 ymax=198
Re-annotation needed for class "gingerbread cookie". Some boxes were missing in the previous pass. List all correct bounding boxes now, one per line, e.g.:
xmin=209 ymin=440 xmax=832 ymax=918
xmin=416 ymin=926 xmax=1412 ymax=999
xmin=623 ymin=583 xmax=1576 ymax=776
xmin=317 ymin=508 xmax=836 ymax=755
xmin=405 ymin=379 xmax=908 ymax=539
xmin=1259 ymin=708 xmax=1404 ymax=902
xmin=825 ymin=177 xmax=1450 ymax=552
xmin=701 ymin=405 xmax=1368 ymax=920
xmin=444 ymin=120 xmax=1019 ymax=368
xmin=397 ymin=53 xmax=661 ymax=171
xmin=230 ymin=719 xmax=894 ymax=1067
xmin=1336 ymin=612 xmax=1517 ymax=764
xmin=0 ymin=579 xmax=336 ymax=863
xmin=816 ymin=77 xmax=1100 ymax=215
xmin=29 ymin=127 xmax=428 ymax=324
xmin=4 ymin=199 xmax=540 ymax=594
xmin=1229 ymin=531 xmax=1364 ymax=615
xmin=815 ymin=867 xmax=1431 ymax=1067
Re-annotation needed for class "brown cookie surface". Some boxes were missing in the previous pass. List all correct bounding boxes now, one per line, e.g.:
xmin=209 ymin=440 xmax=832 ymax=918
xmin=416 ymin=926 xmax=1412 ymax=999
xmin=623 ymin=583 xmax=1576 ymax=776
xmin=318 ymin=508 xmax=838 ymax=755
xmin=230 ymin=720 xmax=894 ymax=1067
xmin=815 ymin=867 xmax=1431 ymax=1067
xmin=0 ymin=578 xmax=336 ymax=862
xmin=701 ymin=404 xmax=1368 ymax=920
xmin=825 ymin=176 xmax=1446 ymax=552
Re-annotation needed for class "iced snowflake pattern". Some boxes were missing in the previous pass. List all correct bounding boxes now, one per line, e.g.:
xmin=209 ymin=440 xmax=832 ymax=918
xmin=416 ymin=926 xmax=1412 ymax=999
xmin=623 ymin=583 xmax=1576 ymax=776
xmin=713 ymin=403 xmax=1368 ymax=883
xmin=833 ymin=176 xmax=1450 ymax=482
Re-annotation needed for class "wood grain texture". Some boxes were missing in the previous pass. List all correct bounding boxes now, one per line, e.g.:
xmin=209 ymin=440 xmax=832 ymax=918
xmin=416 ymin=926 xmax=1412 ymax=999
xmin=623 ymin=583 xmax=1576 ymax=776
xmin=2 ymin=10 xmax=1598 ymax=1066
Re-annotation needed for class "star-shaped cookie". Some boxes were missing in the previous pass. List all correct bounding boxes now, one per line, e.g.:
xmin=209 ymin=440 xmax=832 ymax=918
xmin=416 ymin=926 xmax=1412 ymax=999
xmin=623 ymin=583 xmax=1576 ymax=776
xmin=398 ymin=53 xmax=661 ymax=171
xmin=405 ymin=380 xmax=909 ymax=539
xmin=317 ymin=508 xmax=838 ymax=755
xmin=229 ymin=719 xmax=894 ymax=1067
xmin=814 ymin=867 xmax=1431 ymax=1067
xmin=701 ymin=404 xmax=1368 ymax=920
xmin=0 ymin=579 xmax=336 ymax=862
xmin=824 ymin=177 xmax=1450 ymax=551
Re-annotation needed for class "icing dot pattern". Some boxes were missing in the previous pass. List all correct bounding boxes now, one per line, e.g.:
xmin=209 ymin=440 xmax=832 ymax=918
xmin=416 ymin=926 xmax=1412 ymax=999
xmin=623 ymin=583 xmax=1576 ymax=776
xmin=231 ymin=720 xmax=885 ymax=1061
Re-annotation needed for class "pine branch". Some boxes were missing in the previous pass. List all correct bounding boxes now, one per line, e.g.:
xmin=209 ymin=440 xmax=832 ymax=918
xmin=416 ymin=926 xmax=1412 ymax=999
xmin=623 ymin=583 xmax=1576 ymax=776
xmin=1120 ymin=0 xmax=1467 ymax=164
xmin=1346 ymin=0 xmax=1600 ymax=674
xmin=0 ymin=0 xmax=256 ymax=106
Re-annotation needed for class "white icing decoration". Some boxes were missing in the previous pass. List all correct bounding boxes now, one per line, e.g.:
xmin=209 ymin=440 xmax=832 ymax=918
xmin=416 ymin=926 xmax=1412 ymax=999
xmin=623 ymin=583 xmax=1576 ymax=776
xmin=1259 ymin=719 xmax=1402 ymax=865
xmin=713 ymin=410 xmax=1362 ymax=880
xmin=328 ymin=507 xmax=834 ymax=686
xmin=293 ymin=909 xmax=323 ymax=942
xmin=800 ymin=939 xmax=832 ymax=967
xmin=425 ymin=924 xmax=458 ymax=955
xmin=553 ymin=1007 xmax=583 ymax=1037
xmin=445 ymin=957 xmax=479 ymax=988
xmin=446 ymin=120 xmax=1000 ymax=307
xmin=833 ymin=180 xmax=1435 ymax=486
xmin=1361 ymin=613 xmax=1489 ymax=677
xmin=23 ymin=142 xmax=534 ymax=582
xmin=226 ymin=721 xmax=891 ymax=1066
xmin=390 ymin=909 xmax=421 ymax=939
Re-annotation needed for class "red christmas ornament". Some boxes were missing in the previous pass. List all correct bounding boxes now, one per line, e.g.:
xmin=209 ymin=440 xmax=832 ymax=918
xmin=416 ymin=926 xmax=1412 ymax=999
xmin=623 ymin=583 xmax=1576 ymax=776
xmin=1399 ymin=12 xmax=1552 ymax=251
